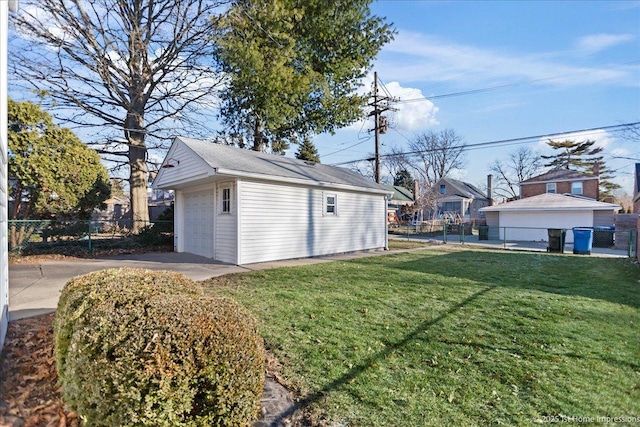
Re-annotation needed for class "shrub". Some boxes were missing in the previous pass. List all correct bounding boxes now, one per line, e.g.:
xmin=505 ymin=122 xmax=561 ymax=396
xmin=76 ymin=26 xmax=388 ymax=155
xmin=54 ymin=268 xmax=265 ymax=427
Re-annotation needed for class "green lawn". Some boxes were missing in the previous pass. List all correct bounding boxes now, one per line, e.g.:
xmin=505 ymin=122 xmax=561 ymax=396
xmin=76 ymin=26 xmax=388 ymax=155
xmin=203 ymin=247 xmax=640 ymax=426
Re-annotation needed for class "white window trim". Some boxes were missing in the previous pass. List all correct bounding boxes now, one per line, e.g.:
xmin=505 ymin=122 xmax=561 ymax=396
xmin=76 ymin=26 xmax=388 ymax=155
xmin=324 ymin=192 xmax=338 ymax=216
xmin=546 ymin=183 xmax=557 ymax=194
xmin=220 ymin=186 xmax=232 ymax=214
xmin=571 ymin=181 xmax=583 ymax=195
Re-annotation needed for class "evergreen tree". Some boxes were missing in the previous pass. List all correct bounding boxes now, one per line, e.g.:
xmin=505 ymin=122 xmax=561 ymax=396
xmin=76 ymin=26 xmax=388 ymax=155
xmin=212 ymin=0 xmax=395 ymax=152
xmin=542 ymin=139 xmax=620 ymax=200
xmin=393 ymin=169 xmax=413 ymax=191
xmin=295 ymin=139 xmax=321 ymax=163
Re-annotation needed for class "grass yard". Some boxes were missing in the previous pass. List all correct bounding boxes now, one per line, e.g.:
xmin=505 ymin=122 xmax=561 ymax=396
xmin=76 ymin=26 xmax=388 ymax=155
xmin=203 ymin=247 xmax=640 ymax=426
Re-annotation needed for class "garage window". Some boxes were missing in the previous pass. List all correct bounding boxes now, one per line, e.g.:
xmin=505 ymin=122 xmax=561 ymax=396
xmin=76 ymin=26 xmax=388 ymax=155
xmin=546 ymin=183 xmax=557 ymax=194
xmin=222 ymin=187 xmax=231 ymax=213
xmin=324 ymin=193 xmax=337 ymax=216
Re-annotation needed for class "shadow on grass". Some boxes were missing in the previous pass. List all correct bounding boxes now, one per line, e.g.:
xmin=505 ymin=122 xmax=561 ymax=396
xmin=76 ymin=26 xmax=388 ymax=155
xmin=364 ymin=250 xmax=640 ymax=309
xmin=274 ymin=285 xmax=496 ymax=424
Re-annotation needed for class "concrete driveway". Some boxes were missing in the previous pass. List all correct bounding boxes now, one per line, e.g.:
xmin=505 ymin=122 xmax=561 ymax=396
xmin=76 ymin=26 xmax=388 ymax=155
xmin=8 ymin=250 xmax=390 ymax=321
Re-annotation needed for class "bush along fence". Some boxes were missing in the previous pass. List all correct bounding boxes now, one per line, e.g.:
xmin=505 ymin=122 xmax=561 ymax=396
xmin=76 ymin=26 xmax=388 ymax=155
xmin=8 ymin=219 xmax=173 ymax=255
xmin=389 ymin=223 xmax=638 ymax=258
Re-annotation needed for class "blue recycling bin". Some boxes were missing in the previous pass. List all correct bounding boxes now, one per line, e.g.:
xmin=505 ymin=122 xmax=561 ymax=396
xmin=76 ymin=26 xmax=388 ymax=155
xmin=573 ymin=228 xmax=593 ymax=255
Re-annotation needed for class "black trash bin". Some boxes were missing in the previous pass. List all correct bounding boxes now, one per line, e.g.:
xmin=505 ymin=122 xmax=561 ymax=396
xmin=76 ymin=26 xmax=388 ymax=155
xmin=547 ymin=228 xmax=566 ymax=253
xmin=478 ymin=225 xmax=489 ymax=240
xmin=593 ymin=226 xmax=614 ymax=248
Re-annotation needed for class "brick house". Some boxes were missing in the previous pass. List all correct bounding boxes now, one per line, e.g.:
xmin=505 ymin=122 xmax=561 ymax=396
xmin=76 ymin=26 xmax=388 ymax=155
xmin=519 ymin=168 xmax=599 ymax=200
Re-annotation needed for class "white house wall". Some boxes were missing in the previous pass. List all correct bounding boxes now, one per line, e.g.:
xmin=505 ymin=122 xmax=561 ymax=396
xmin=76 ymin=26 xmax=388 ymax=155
xmin=155 ymin=141 xmax=211 ymax=189
xmin=214 ymin=181 xmax=237 ymax=264
xmin=498 ymin=210 xmax=593 ymax=243
xmin=238 ymin=180 xmax=386 ymax=264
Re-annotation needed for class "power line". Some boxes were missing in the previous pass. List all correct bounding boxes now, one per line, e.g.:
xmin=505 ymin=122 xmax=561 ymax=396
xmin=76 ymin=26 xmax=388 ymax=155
xmin=328 ymin=121 xmax=640 ymax=166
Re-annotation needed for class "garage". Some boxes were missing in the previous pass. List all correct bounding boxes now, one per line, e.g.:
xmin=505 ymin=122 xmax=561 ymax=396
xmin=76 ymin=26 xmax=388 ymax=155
xmin=183 ymin=189 xmax=215 ymax=258
xmin=480 ymin=193 xmax=620 ymax=243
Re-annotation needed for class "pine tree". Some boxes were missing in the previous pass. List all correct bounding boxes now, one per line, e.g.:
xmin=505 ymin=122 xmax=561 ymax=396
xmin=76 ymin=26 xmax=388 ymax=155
xmin=295 ymin=139 xmax=320 ymax=163
xmin=542 ymin=139 xmax=620 ymax=200
xmin=393 ymin=169 xmax=413 ymax=191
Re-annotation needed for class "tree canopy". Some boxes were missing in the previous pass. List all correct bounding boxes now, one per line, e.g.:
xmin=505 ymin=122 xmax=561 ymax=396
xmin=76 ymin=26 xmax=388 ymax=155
xmin=542 ymin=139 xmax=619 ymax=200
xmin=490 ymin=147 xmax=542 ymax=200
xmin=393 ymin=169 xmax=414 ymax=191
xmin=10 ymin=0 xmax=225 ymax=231
xmin=8 ymin=99 xmax=111 ymax=220
xmin=295 ymin=139 xmax=320 ymax=163
xmin=212 ymin=0 xmax=395 ymax=152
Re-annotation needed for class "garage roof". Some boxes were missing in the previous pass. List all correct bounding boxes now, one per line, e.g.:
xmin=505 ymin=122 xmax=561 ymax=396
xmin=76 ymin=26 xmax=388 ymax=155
xmin=159 ymin=136 xmax=389 ymax=194
xmin=481 ymin=193 xmax=621 ymax=212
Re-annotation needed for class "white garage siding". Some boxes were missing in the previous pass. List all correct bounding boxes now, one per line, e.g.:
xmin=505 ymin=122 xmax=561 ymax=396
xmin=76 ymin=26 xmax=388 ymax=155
xmin=214 ymin=181 xmax=237 ymax=264
xmin=238 ymin=180 xmax=386 ymax=264
xmin=497 ymin=210 xmax=593 ymax=243
xmin=182 ymin=189 xmax=215 ymax=258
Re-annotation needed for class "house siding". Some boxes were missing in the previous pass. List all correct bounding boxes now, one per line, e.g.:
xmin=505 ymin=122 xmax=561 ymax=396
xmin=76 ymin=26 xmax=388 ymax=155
xmin=239 ymin=180 xmax=385 ymax=264
xmin=593 ymin=210 xmax=614 ymax=227
xmin=157 ymin=142 xmax=210 ymax=187
xmin=214 ymin=181 xmax=237 ymax=264
xmin=484 ymin=212 xmax=500 ymax=239
xmin=497 ymin=211 xmax=592 ymax=243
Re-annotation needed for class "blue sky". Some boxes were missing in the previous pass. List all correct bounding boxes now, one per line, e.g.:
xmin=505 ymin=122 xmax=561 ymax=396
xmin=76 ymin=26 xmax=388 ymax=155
xmin=312 ymin=0 xmax=640 ymax=195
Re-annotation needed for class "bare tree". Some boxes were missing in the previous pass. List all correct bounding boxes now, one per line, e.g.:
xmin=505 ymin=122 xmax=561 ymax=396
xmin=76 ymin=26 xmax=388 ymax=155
xmin=489 ymin=146 xmax=542 ymax=200
xmin=10 ymin=0 xmax=226 ymax=231
xmin=408 ymin=129 xmax=466 ymax=183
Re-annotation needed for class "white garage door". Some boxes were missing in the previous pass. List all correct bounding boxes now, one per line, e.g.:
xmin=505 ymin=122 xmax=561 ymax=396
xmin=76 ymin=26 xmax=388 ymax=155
xmin=183 ymin=190 xmax=215 ymax=258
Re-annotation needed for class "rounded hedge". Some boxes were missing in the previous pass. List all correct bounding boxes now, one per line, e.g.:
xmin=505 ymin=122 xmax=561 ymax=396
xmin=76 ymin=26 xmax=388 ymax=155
xmin=53 ymin=268 xmax=265 ymax=427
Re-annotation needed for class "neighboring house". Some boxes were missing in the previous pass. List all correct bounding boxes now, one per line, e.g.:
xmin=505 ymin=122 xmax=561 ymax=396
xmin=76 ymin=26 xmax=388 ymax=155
xmin=93 ymin=196 xmax=130 ymax=221
xmin=480 ymin=193 xmax=620 ymax=243
xmin=153 ymin=137 xmax=391 ymax=265
xmin=426 ymin=177 xmax=490 ymax=221
xmin=520 ymin=168 xmax=599 ymax=200
xmin=383 ymin=185 xmax=414 ymax=224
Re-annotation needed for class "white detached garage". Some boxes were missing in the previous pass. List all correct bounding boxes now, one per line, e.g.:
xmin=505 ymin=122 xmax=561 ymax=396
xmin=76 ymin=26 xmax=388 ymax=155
xmin=153 ymin=137 xmax=391 ymax=265
xmin=480 ymin=193 xmax=620 ymax=243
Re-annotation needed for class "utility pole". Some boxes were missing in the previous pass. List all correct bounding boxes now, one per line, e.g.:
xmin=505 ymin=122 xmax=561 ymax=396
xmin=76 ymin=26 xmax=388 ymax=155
xmin=373 ymin=72 xmax=381 ymax=183
xmin=369 ymin=71 xmax=396 ymax=184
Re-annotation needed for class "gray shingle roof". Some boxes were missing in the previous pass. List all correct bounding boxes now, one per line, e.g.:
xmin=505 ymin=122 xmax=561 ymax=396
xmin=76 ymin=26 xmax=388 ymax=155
xmin=438 ymin=178 xmax=488 ymax=200
xmin=383 ymin=185 xmax=414 ymax=204
xmin=179 ymin=137 xmax=388 ymax=192
xmin=520 ymin=168 xmax=596 ymax=184
xmin=481 ymin=193 xmax=620 ymax=212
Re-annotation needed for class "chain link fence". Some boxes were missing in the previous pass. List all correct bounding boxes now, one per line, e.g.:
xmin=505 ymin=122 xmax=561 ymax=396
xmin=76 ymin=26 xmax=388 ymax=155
xmin=8 ymin=219 xmax=173 ymax=256
xmin=389 ymin=223 xmax=637 ymax=258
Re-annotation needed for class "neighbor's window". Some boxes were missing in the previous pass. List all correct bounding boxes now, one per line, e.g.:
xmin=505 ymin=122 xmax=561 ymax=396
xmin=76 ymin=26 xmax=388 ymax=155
xmin=325 ymin=193 xmax=337 ymax=215
xmin=439 ymin=184 xmax=446 ymax=195
xmin=222 ymin=187 xmax=231 ymax=213
xmin=546 ymin=183 xmax=557 ymax=194
xmin=571 ymin=182 xmax=583 ymax=195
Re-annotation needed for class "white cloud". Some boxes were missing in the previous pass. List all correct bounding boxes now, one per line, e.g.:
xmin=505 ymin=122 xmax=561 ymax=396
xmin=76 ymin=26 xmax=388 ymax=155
xmin=348 ymin=75 xmax=439 ymax=134
xmin=383 ymin=81 xmax=439 ymax=132
xmin=576 ymin=33 xmax=635 ymax=54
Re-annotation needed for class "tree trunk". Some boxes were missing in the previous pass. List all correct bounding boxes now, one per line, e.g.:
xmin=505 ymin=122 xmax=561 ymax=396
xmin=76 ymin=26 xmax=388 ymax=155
xmin=126 ymin=112 xmax=149 ymax=234
xmin=253 ymin=118 xmax=264 ymax=152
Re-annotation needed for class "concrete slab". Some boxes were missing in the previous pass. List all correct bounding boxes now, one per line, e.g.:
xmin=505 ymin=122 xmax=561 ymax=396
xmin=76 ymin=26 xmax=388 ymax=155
xmin=8 ymin=253 xmax=251 ymax=321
